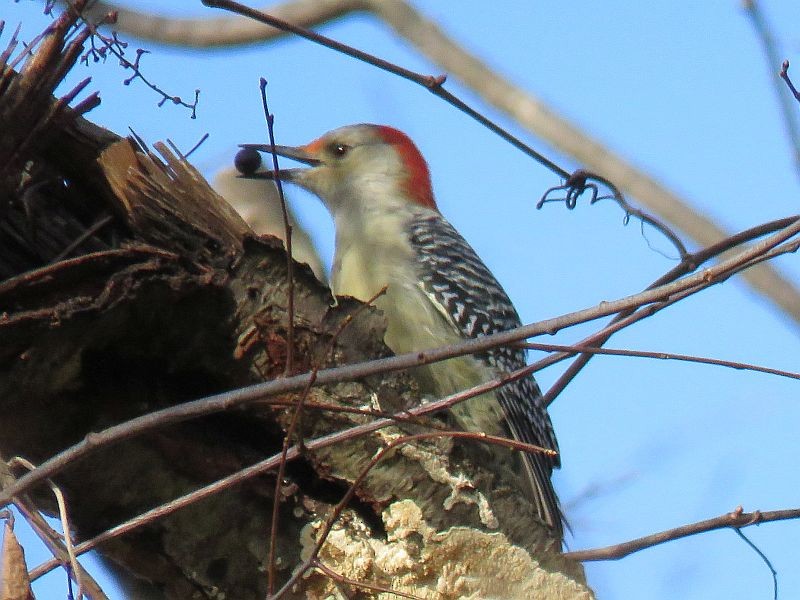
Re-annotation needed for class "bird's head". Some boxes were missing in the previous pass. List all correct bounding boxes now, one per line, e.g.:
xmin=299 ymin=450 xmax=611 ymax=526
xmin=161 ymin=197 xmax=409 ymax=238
xmin=238 ymin=124 xmax=436 ymax=215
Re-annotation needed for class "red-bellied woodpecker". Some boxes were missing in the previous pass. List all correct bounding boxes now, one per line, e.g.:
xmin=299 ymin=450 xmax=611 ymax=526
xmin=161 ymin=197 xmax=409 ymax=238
xmin=239 ymin=124 xmax=563 ymax=539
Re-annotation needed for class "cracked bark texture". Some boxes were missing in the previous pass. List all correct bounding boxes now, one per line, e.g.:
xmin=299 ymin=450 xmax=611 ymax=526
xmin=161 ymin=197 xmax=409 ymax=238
xmin=0 ymin=9 xmax=592 ymax=599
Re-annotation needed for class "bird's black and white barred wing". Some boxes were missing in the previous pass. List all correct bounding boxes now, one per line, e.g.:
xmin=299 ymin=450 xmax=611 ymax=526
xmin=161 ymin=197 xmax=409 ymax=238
xmin=408 ymin=210 xmax=563 ymax=535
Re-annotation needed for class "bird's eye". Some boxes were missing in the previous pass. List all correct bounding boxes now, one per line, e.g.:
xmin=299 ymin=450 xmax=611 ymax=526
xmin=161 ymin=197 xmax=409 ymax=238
xmin=330 ymin=143 xmax=351 ymax=157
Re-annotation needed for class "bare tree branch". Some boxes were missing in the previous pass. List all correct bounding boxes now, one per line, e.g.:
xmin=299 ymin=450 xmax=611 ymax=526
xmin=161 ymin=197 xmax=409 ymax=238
xmin=78 ymin=0 xmax=800 ymax=326
xmin=565 ymin=506 xmax=800 ymax=562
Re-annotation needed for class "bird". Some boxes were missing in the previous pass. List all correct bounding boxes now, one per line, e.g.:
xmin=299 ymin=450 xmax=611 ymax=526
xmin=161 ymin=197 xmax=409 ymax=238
xmin=238 ymin=124 xmax=563 ymax=540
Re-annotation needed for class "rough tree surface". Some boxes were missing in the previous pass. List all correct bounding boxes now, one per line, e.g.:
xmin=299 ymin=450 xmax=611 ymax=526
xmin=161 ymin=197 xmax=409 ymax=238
xmin=0 ymin=8 xmax=592 ymax=599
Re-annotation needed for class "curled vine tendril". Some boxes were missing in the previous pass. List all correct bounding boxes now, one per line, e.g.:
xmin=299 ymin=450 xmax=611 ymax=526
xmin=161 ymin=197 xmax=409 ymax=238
xmin=538 ymin=169 xmax=689 ymax=259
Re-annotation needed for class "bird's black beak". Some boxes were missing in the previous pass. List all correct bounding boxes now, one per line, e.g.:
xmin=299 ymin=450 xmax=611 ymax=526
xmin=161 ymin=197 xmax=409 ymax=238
xmin=241 ymin=144 xmax=322 ymax=166
xmin=236 ymin=144 xmax=321 ymax=180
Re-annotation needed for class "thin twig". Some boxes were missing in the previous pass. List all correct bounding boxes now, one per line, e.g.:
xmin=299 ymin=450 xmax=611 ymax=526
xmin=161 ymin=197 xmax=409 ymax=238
xmin=51 ymin=214 xmax=113 ymax=262
xmin=311 ymin=559 xmax=424 ymax=600
xmin=13 ymin=499 xmax=111 ymax=600
xmin=779 ymin=60 xmax=800 ymax=103
xmin=565 ymin=506 xmax=799 ymax=562
xmin=73 ymin=5 xmax=200 ymax=117
xmin=8 ymin=457 xmax=86 ymax=600
xmin=538 ymin=169 xmax=688 ymax=259
xmin=726 ymin=236 xmax=800 ymax=280
xmin=258 ymin=77 xmax=295 ymax=377
xmin=744 ymin=0 xmax=800 ymax=180
xmin=200 ymin=0 xmax=567 ymax=178
xmin=266 ymin=285 xmax=386 ymax=595
xmin=518 ymin=341 xmax=800 ymax=382
xmin=167 ymin=132 xmax=210 ymax=159
xmin=734 ymin=528 xmax=778 ymax=600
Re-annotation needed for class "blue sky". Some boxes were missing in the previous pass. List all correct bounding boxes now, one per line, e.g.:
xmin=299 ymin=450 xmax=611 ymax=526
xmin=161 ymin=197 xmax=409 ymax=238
xmin=6 ymin=1 xmax=800 ymax=598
